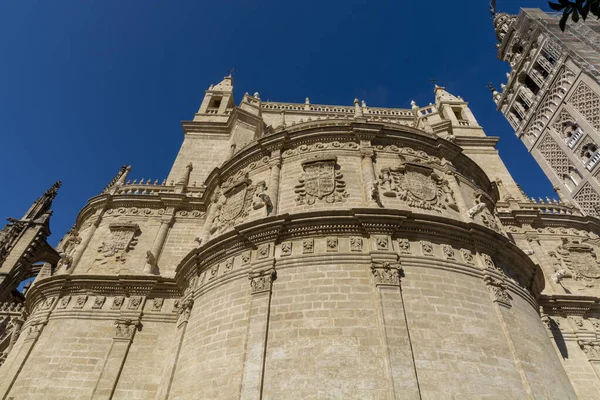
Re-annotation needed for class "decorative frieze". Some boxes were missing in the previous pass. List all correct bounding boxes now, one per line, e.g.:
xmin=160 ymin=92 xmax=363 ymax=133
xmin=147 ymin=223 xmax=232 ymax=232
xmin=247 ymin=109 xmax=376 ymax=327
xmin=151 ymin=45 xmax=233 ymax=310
xmin=39 ymin=297 xmax=54 ymax=311
xmin=210 ymin=264 xmax=219 ymax=279
xmin=375 ymin=236 xmax=389 ymax=251
xmin=151 ymin=298 xmax=164 ymax=312
xmin=92 ymin=296 xmax=106 ymax=309
xmin=371 ymin=262 xmax=403 ymax=286
xmin=484 ymin=276 xmax=511 ymax=308
xmin=281 ymin=241 xmax=292 ymax=256
xmin=397 ymin=238 xmax=411 ymax=254
xmin=74 ymin=295 xmax=87 ymax=309
xmin=294 ymin=154 xmax=349 ymax=205
xmin=326 ymin=237 xmax=338 ymax=252
xmin=112 ymin=296 xmax=125 ymax=310
xmin=303 ymin=238 xmax=314 ymax=254
xmin=249 ymin=268 xmax=277 ymax=294
xmin=461 ymin=249 xmax=474 ymax=264
xmin=57 ymin=296 xmax=71 ymax=309
xmin=258 ymin=243 xmax=270 ymax=259
xmin=223 ymin=257 xmax=234 ymax=274
xmin=25 ymin=321 xmax=45 ymax=340
xmin=177 ymin=299 xmax=194 ymax=326
xmin=127 ymin=296 xmax=143 ymax=310
xmin=482 ymin=254 xmax=495 ymax=269
xmin=442 ymin=244 xmax=455 ymax=260
xmin=350 ymin=237 xmax=363 ymax=252
xmin=420 ymin=240 xmax=434 ymax=257
xmin=242 ymin=251 xmax=251 ymax=264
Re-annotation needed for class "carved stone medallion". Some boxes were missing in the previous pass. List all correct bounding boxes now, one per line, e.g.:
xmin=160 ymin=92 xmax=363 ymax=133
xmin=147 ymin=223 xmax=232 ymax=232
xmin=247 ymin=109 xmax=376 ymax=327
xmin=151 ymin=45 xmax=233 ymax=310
xmin=294 ymin=155 xmax=349 ymax=205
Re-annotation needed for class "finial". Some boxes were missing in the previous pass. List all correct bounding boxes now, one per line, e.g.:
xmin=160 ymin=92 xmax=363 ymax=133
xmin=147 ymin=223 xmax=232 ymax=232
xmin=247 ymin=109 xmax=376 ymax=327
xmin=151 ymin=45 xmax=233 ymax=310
xmin=23 ymin=180 xmax=63 ymax=220
xmin=305 ymin=97 xmax=310 ymax=104
xmin=227 ymin=68 xmax=236 ymax=77
xmin=253 ymin=92 xmax=260 ymax=99
xmin=361 ymin=100 xmax=367 ymax=108
xmin=410 ymin=100 xmax=418 ymax=110
xmin=353 ymin=99 xmax=363 ymax=119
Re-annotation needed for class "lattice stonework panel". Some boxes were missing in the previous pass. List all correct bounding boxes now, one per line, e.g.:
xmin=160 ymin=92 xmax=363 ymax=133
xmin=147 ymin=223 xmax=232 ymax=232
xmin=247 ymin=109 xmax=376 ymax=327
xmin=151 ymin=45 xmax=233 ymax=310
xmin=551 ymin=108 xmax=574 ymax=134
xmin=573 ymin=182 xmax=600 ymax=216
xmin=537 ymin=133 xmax=575 ymax=177
xmin=569 ymin=82 xmax=600 ymax=131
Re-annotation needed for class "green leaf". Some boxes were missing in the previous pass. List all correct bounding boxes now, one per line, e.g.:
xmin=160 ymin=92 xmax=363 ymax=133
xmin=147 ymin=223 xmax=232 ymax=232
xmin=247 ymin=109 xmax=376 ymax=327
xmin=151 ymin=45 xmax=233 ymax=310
xmin=549 ymin=1 xmax=566 ymax=10
xmin=573 ymin=9 xmax=580 ymax=22
xmin=581 ymin=0 xmax=591 ymax=19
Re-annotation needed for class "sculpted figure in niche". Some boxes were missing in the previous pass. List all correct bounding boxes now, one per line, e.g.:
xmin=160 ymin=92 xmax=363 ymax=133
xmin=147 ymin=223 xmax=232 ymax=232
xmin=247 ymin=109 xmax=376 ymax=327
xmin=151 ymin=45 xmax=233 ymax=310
xmin=379 ymin=161 xmax=458 ymax=212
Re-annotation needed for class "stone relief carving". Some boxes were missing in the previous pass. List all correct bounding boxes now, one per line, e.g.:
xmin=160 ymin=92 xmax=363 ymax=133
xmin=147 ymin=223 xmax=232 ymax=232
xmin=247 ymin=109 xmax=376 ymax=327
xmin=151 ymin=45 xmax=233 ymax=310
xmin=241 ymin=251 xmax=251 ymax=264
xmin=578 ymin=340 xmax=600 ymax=361
xmin=152 ymin=298 xmax=164 ymax=312
xmin=397 ymin=238 xmax=411 ymax=254
xmin=57 ymin=229 xmax=81 ymax=271
xmin=484 ymin=276 xmax=511 ymax=308
xmin=420 ymin=240 xmax=434 ymax=256
xmin=303 ymin=238 xmax=314 ymax=254
xmin=375 ymin=236 xmax=389 ymax=251
xmin=249 ymin=268 xmax=277 ymax=294
xmin=210 ymin=264 xmax=219 ymax=280
xmin=223 ymin=257 xmax=234 ymax=274
xmin=258 ymin=244 xmax=270 ymax=259
xmin=177 ymin=299 xmax=193 ymax=326
xmin=350 ymin=237 xmax=363 ymax=252
xmin=114 ymin=319 xmax=139 ymax=340
xmin=371 ymin=262 xmax=403 ymax=286
xmin=96 ymin=222 xmax=140 ymax=265
xmin=112 ymin=296 xmax=124 ymax=310
xmin=127 ymin=296 xmax=142 ymax=310
xmin=442 ymin=244 xmax=455 ymax=260
xmin=74 ymin=295 xmax=87 ymax=309
xmin=211 ymin=176 xmax=257 ymax=234
xmin=281 ymin=241 xmax=292 ymax=256
xmin=379 ymin=162 xmax=458 ymax=212
xmin=57 ymin=296 xmax=71 ymax=309
xmin=461 ymin=249 xmax=474 ymax=264
xmin=326 ymin=237 xmax=338 ymax=252
xmin=294 ymin=155 xmax=349 ymax=205
xmin=92 ymin=296 xmax=106 ymax=309
xmin=549 ymin=237 xmax=600 ymax=284
xmin=252 ymin=181 xmax=272 ymax=210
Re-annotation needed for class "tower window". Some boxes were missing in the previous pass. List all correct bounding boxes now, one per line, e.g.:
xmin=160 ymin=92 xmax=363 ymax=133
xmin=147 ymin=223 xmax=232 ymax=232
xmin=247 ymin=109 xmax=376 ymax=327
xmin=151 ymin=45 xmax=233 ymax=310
xmin=208 ymin=97 xmax=222 ymax=109
xmin=452 ymin=108 xmax=464 ymax=120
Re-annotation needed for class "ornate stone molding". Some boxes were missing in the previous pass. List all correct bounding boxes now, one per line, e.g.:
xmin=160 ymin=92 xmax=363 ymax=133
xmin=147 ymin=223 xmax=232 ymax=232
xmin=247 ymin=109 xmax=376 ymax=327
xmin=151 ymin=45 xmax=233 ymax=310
xmin=371 ymin=262 xmax=403 ymax=286
xmin=484 ymin=276 xmax=511 ymax=308
xmin=249 ymin=268 xmax=277 ymax=294
xmin=578 ymin=340 xmax=600 ymax=361
xmin=114 ymin=319 xmax=140 ymax=340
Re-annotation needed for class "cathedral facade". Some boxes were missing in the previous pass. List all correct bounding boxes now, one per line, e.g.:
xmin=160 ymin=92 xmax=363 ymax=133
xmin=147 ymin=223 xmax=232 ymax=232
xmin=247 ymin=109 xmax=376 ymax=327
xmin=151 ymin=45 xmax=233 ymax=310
xmin=1 ymin=13 xmax=600 ymax=397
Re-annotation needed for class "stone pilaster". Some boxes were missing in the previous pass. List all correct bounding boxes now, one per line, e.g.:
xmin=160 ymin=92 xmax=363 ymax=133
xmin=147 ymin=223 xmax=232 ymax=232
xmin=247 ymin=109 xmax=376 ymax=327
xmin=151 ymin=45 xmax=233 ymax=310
xmin=239 ymin=266 xmax=276 ymax=399
xmin=91 ymin=318 xmax=142 ymax=399
xmin=370 ymin=261 xmax=420 ymax=399
xmin=360 ymin=142 xmax=378 ymax=205
xmin=69 ymin=213 xmax=102 ymax=273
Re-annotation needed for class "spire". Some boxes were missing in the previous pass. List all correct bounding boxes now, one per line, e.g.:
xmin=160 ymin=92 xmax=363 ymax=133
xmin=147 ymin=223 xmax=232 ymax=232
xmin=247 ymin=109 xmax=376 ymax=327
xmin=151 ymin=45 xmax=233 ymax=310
xmin=434 ymin=85 xmax=462 ymax=105
xmin=486 ymin=82 xmax=502 ymax=104
xmin=102 ymin=165 xmax=130 ymax=194
xmin=23 ymin=181 xmax=61 ymax=220
xmin=211 ymin=75 xmax=233 ymax=92
xmin=195 ymin=75 xmax=235 ymax=120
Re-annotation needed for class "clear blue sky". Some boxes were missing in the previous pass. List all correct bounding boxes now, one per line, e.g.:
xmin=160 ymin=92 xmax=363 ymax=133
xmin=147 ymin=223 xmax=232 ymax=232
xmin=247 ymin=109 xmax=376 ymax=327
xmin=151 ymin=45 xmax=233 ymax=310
xmin=0 ymin=0 xmax=556 ymax=246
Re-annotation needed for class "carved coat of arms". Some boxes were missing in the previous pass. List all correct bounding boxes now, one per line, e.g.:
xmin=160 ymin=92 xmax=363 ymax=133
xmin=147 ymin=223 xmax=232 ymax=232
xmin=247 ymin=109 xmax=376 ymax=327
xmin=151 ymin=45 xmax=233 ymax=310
xmin=96 ymin=223 xmax=140 ymax=265
xmin=379 ymin=163 xmax=458 ymax=212
xmin=294 ymin=155 xmax=348 ymax=205
xmin=551 ymin=237 xmax=600 ymax=282
xmin=211 ymin=179 xmax=256 ymax=233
